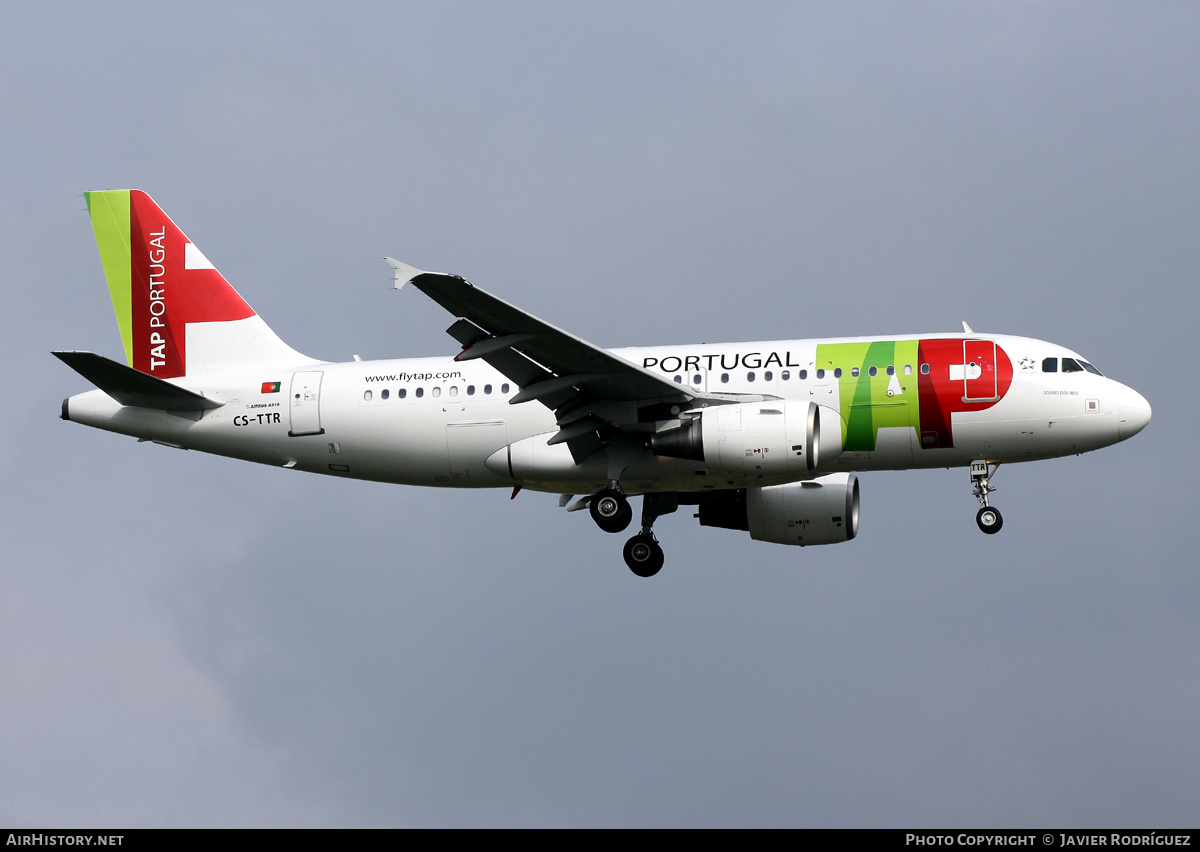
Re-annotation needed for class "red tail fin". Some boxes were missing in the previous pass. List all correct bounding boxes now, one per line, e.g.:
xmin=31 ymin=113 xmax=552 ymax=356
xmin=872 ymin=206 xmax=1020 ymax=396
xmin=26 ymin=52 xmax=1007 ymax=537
xmin=87 ymin=190 xmax=310 ymax=377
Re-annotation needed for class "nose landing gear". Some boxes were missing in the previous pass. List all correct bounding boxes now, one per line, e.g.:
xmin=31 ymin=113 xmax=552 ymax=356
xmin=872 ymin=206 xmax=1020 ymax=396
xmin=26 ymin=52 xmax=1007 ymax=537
xmin=970 ymin=460 xmax=1003 ymax=534
xmin=976 ymin=505 xmax=1003 ymax=533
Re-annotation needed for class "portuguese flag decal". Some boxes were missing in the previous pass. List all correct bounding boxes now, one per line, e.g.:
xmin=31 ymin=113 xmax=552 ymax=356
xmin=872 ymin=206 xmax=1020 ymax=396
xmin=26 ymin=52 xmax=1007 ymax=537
xmin=261 ymin=381 xmax=281 ymax=394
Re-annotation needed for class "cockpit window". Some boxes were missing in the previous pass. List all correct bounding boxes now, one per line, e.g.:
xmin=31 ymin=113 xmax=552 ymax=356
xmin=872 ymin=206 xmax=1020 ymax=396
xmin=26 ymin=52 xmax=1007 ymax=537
xmin=1061 ymin=358 xmax=1083 ymax=373
xmin=1080 ymin=360 xmax=1103 ymax=376
xmin=1042 ymin=358 xmax=1058 ymax=372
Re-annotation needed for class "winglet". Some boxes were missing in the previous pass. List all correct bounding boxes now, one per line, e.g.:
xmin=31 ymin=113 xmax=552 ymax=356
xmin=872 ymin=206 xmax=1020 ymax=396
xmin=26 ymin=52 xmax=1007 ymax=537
xmin=384 ymin=257 xmax=425 ymax=290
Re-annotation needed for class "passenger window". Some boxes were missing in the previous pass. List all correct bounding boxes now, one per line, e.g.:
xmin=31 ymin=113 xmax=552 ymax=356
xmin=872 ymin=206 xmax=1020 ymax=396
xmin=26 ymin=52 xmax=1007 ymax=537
xmin=1062 ymin=358 xmax=1083 ymax=373
xmin=920 ymin=364 xmax=930 ymax=375
xmin=484 ymin=384 xmax=492 ymax=394
xmin=817 ymin=369 xmax=825 ymax=379
xmin=747 ymin=372 xmax=756 ymax=382
xmin=502 ymin=383 xmax=510 ymax=393
xmin=432 ymin=386 xmax=441 ymax=398
xmin=673 ymin=375 xmax=682 ymax=384
xmin=381 ymin=389 xmax=390 ymax=400
xmin=851 ymin=367 xmax=860 ymax=377
xmin=868 ymin=366 xmax=878 ymax=377
xmin=799 ymin=369 xmax=808 ymax=380
xmin=692 ymin=374 xmax=702 ymax=385
xmin=721 ymin=373 xmax=729 ymax=383
xmin=398 ymin=388 xmax=407 ymax=398
xmin=781 ymin=371 xmax=790 ymax=381
xmin=1042 ymin=358 xmax=1058 ymax=373
xmin=364 ymin=390 xmax=373 ymax=401
xmin=416 ymin=388 xmax=424 ymax=398
xmin=467 ymin=385 xmax=475 ymax=395
xmin=833 ymin=368 xmax=842 ymax=378
xmin=903 ymin=365 xmax=911 ymax=376
xmin=887 ymin=365 xmax=895 ymax=376
xmin=449 ymin=386 xmax=458 ymax=396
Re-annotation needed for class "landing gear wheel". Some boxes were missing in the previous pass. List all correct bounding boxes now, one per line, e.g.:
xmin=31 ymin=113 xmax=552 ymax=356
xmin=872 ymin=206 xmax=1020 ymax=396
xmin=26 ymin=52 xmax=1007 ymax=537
xmin=976 ymin=506 xmax=1003 ymax=534
xmin=969 ymin=460 xmax=1003 ymax=535
xmin=623 ymin=534 xmax=664 ymax=578
xmin=590 ymin=488 xmax=632 ymax=533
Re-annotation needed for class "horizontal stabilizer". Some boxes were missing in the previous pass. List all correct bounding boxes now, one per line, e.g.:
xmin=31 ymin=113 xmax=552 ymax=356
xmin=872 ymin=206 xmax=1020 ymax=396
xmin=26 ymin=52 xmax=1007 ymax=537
xmin=53 ymin=351 xmax=224 ymax=411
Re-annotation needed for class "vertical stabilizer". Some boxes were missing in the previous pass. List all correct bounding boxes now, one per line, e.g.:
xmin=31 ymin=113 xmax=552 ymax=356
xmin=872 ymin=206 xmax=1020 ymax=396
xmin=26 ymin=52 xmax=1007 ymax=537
xmin=85 ymin=190 xmax=312 ymax=378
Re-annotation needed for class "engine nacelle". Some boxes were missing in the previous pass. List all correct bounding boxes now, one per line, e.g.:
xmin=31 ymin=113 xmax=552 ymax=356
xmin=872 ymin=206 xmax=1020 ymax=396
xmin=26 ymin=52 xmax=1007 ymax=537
xmin=651 ymin=400 xmax=842 ymax=477
xmin=749 ymin=473 xmax=859 ymax=545
xmin=695 ymin=473 xmax=860 ymax=546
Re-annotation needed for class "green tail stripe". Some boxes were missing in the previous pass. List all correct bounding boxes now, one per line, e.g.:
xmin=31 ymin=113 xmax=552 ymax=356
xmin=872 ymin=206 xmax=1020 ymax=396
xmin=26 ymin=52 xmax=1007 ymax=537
xmin=84 ymin=191 xmax=133 ymax=366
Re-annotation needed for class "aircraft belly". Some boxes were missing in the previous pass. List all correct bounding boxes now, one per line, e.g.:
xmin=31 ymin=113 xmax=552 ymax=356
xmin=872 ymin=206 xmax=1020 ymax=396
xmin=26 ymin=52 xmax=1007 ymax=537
xmin=337 ymin=405 xmax=453 ymax=484
xmin=446 ymin=420 xmax=509 ymax=484
xmin=313 ymin=394 xmax=553 ymax=487
xmin=170 ymin=406 xmax=311 ymax=467
xmin=868 ymin=425 xmax=915 ymax=465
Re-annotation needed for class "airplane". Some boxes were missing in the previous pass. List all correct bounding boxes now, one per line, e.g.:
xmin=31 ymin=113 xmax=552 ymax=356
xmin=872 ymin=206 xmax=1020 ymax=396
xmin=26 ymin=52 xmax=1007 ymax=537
xmin=56 ymin=190 xmax=1153 ymax=577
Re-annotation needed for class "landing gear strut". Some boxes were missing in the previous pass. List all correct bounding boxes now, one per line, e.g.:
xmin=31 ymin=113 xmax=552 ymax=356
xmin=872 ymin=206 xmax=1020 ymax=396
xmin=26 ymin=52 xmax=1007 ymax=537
xmin=622 ymin=493 xmax=677 ymax=578
xmin=970 ymin=460 xmax=1003 ymax=534
xmin=589 ymin=484 xmax=632 ymax=533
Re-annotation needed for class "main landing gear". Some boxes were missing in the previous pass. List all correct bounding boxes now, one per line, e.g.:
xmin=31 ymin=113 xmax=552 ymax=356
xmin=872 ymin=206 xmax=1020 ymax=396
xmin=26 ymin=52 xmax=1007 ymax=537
xmin=624 ymin=492 xmax=677 ymax=577
xmin=970 ymin=459 xmax=1003 ymax=534
xmin=586 ymin=486 xmax=676 ymax=577
xmin=623 ymin=534 xmax=664 ymax=578
xmin=589 ymin=484 xmax=632 ymax=533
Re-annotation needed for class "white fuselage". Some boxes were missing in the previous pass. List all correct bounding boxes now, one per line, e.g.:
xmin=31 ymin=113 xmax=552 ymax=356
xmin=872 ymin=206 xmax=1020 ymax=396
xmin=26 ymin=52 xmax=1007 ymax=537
xmin=63 ymin=333 xmax=1151 ymax=496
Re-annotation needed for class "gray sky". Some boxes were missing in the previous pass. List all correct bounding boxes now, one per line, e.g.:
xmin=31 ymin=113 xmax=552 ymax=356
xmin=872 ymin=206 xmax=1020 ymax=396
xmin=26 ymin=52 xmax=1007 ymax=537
xmin=2 ymin=1 xmax=1196 ymax=827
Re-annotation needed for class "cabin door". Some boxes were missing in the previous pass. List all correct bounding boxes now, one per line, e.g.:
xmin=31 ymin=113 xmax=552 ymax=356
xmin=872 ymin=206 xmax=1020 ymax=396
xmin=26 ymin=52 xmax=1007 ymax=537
xmin=288 ymin=371 xmax=325 ymax=437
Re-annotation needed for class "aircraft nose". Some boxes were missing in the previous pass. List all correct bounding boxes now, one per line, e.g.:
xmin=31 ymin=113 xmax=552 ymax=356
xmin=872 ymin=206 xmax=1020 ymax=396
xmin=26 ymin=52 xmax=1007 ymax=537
xmin=1117 ymin=385 xmax=1152 ymax=439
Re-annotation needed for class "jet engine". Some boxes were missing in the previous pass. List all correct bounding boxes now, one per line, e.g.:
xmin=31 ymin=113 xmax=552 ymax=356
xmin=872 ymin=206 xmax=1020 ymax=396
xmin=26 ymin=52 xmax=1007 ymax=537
xmin=651 ymin=400 xmax=842 ymax=477
xmin=693 ymin=473 xmax=860 ymax=546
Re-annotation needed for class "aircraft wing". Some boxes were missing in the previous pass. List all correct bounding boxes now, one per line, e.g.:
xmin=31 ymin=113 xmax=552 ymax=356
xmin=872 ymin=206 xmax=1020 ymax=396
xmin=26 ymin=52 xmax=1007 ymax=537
xmin=387 ymin=259 xmax=737 ymax=461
